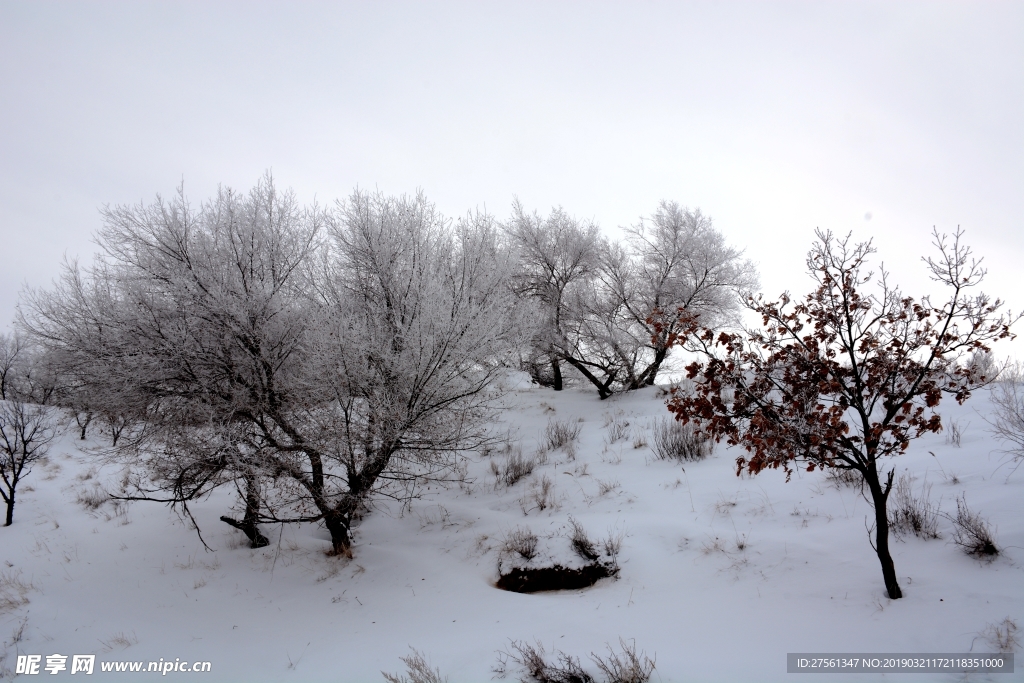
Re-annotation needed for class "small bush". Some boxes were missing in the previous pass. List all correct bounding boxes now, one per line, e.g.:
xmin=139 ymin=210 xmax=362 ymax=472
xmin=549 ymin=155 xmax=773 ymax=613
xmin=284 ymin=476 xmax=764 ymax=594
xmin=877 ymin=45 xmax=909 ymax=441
xmin=651 ymin=418 xmax=713 ymax=462
xmin=503 ymin=526 xmax=539 ymax=561
xmin=602 ymin=529 xmax=624 ymax=561
xmin=494 ymin=448 xmax=536 ymax=488
xmin=605 ymin=417 xmax=630 ymax=444
xmin=888 ymin=473 xmax=940 ymax=540
xmin=495 ymin=639 xmax=655 ymax=683
xmin=520 ymin=475 xmax=559 ymax=514
xmin=568 ymin=517 xmax=599 ymax=562
xmin=497 ymin=640 xmax=593 ymax=683
xmin=382 ymin=648 xmax=448 ymax=683
xmin=951 ymin=495 xmax=998 ymax=558
xmin=75 ymin=483 xmax=110 ymax=510
xmin=545 ymin=419 xmax=582 ymax=452
xmin=591 ymin=639 xmax=656 ymax=683
xmin=944 ymin=419 xmax=967 ymax=447
xmin=982 ymin=617 xmax=1020 ymax=653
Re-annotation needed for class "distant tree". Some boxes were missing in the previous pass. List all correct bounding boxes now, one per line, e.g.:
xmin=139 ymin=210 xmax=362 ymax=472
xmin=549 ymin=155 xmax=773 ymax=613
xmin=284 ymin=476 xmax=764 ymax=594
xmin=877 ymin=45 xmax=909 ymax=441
xmin=507 ymin=201 xmax=755 ymax=398
xmin=987 ymin=363 xmax=1024 ymax=474
xmin=667 ymin=228 xmax=1018 ymax=599
xmin=505 ymin=202 xmax=605 ymax=392
xmin=0 ymin=333 xmax=24 ymax=401
xmin=0 ymin=400 xmax=60 ymax=526
xmin=0 ymin=334 xmax=61 ymax=405
xmin=594 ymin=202 xmax=757 ymax=390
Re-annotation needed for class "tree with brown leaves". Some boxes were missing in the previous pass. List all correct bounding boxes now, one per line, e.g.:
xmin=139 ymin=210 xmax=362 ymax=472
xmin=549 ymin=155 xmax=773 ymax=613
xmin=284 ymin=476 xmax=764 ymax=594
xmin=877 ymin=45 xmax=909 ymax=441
xmin=666 ymin=228 xmax=1018 ymax=599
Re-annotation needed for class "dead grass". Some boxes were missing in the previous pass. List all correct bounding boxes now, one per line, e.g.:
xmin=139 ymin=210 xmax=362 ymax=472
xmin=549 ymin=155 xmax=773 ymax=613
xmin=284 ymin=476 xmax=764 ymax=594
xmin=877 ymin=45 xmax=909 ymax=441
xmin=888 ymin=472 xmax=940 ymax=540
xmin=651 ymin=418 xmax=713 ymax=462
xmin=981 ymin=617 xmax=1020 ymax=653
xmin=503 ymin=526 xmax=539 ymax=561
xmin=383 ymin=648 xmax=448 ymax=683
xmin=99 ymin=631 xmax=138 ymax=652
xmin=0 ymin=570 xmax=34 ymax=615
xmin=950 ymin=495 xmax=999 ymax=558
xmin=544 ymin=419 xmax=582 ymax=452
xmin=520 ymin=475 xmax=559 ymax=514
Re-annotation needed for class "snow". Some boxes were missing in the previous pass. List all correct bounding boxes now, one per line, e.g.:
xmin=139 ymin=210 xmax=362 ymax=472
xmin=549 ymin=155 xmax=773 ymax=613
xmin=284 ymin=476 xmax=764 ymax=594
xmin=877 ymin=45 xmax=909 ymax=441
xmin=2 ymin=383 xmax=1022 ymax=682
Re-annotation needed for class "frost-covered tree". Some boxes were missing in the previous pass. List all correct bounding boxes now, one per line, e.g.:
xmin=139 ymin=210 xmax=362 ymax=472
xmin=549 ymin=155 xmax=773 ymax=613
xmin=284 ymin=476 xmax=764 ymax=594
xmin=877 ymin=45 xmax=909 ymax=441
xmin=667 ymin=229 xmax=1018 ymax=599
xmin=507 ymin=201 xmax=755 ymax=398
xmin=987 ymin=363 xmax=1024 ymax=473
xmin=285 ymin=191 xmax=522 ymax=555
xmin=593 ymin=202 xmax=757 ymax=390
xmin=505 ymin=201 xmax=605 ymax=392
xmin=21 ymin=174 xmax=321 ymax=548
xmin=21 ymin=177 xmax=521 ymax=556
xmin=0 ymin=400 xmax=60 ymax=526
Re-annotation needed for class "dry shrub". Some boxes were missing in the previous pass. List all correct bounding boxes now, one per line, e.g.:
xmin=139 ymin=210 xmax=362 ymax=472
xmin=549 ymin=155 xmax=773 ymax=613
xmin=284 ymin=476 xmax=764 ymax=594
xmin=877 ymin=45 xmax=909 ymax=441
xmin=497 ymin=640 xmax=593 ymax=683
xmin=888 ymin=473 xmax=940 ymax=540
xmin=982 ymin=617 xmax=1020 ymax=653
xmin=944 ymin=419 xmax=967 ymax=447
xmin=0 ymin=570 xmax=34 ymax=614
xmin=382 ymin=648 xmax=448 ymax=683
xmin=951 ymin=495 xmax=999 ymax=558
xmin=503 ymin=526 xmax=539 ymax=561
xmin=606 ymin=419 xmax=630 ymax=444
xmin=545 ymin=420 xmax=582 ymax=451
xmin=75 ymin=482 xmax=110 ymax=510
xmin=493 ymin=447 xmax=536 ymax=488
xmin=521 ymin=475 xmax=559 ymax=514
xmin=495 ymin=638 xmax=654 ymax=683
xmin=651 ymin=418 xmax=712 ymax=462
xmin=591 ymin=639 xmax=656 ymax=683
xmin=568 ymin=516 xmax=599 ymax=562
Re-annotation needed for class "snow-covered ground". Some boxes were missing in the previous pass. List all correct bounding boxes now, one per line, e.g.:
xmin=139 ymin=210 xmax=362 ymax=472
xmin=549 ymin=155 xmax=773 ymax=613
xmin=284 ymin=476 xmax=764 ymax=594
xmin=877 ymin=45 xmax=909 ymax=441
xmin=2 ymin=380 xmax=1021 ymax=682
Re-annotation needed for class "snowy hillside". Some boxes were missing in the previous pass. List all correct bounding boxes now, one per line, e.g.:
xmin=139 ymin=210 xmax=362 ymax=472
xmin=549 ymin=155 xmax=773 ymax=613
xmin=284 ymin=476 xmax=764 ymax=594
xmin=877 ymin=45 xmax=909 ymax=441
xmin=1 ymin=381 xmax=1021 ymax=682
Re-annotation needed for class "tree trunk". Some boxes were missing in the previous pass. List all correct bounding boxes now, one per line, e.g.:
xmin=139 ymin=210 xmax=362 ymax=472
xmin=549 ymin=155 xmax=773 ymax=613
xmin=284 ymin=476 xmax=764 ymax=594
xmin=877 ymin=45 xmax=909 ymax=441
xmin=219 ymin=476 xmax=269 ymax=548
xmin=562 ymin=356 xmax=615 ymax=399
xmin=551 ymin=357 xmax=563 ymax=391
xmin=867 ymin=468 xmax=902 ymax=599
xmin=76 ymin=412 xmax=92 ymax=440
xmin=642 ymin=346 xmax=669 ymax=387
xmin=324 ymin=510 xmax=353 ymax=558
xmin=4 ymin=494 xmax=12 ymax=527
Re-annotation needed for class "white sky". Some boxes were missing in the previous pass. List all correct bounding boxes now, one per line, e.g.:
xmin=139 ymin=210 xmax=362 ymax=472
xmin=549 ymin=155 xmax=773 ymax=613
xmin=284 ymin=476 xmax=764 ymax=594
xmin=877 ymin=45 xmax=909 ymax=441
xmin=2 ymin=1 xmax=1022 ymax=357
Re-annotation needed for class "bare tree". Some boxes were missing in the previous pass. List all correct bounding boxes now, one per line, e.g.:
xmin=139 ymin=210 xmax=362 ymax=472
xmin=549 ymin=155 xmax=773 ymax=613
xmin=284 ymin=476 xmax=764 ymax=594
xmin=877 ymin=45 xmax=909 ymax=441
xmin=21 ymin=179 xmax=522 ymax=557
xmin=274 ymin=191 xmax=522 ymax=555
xmin=506 ymin=201 xmax=756 ymax=398
xmin=0 ymin=401 xmax=60 ymax=526
xmin=667 ymin=228 xmax=1018 ymax=599
xmin=0 ymin=333 xmax=23 ymax=401
xmin=987 ymin=363 xmax=1024 ymax=474
xmin=21 ymin=174 xmax=323 ymax=548
xmin=505 ymin=201 xmax=606 ymax=392
xmin=599 ymin=202 xmax=757 ymax=389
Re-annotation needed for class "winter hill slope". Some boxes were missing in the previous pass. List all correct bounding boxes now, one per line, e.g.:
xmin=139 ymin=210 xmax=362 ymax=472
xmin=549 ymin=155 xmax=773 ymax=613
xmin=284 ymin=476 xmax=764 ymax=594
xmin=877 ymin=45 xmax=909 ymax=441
xmin=1 ymin=378 xmax=1022 ymax=682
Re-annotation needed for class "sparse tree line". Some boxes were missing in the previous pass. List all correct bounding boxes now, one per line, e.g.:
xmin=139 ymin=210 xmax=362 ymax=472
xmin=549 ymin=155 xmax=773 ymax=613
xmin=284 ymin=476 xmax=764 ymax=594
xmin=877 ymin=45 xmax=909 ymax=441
xmin=2 ymin=174 xmax=1022 ymax=604
xmin=2 ymin=174 xmax=756 ymax=552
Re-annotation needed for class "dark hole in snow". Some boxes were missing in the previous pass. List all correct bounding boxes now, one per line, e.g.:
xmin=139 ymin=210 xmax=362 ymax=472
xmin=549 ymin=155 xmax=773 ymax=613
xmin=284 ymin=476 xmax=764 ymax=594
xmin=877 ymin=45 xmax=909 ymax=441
xmin=496 ymin=562 xmax=618 ymax=593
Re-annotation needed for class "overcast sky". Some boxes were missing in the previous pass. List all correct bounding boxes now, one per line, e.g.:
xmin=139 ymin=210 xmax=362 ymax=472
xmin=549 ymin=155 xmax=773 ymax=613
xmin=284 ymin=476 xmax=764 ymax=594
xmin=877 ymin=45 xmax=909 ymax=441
xmin=2 ymin=1 xmax=1022 ymax=357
